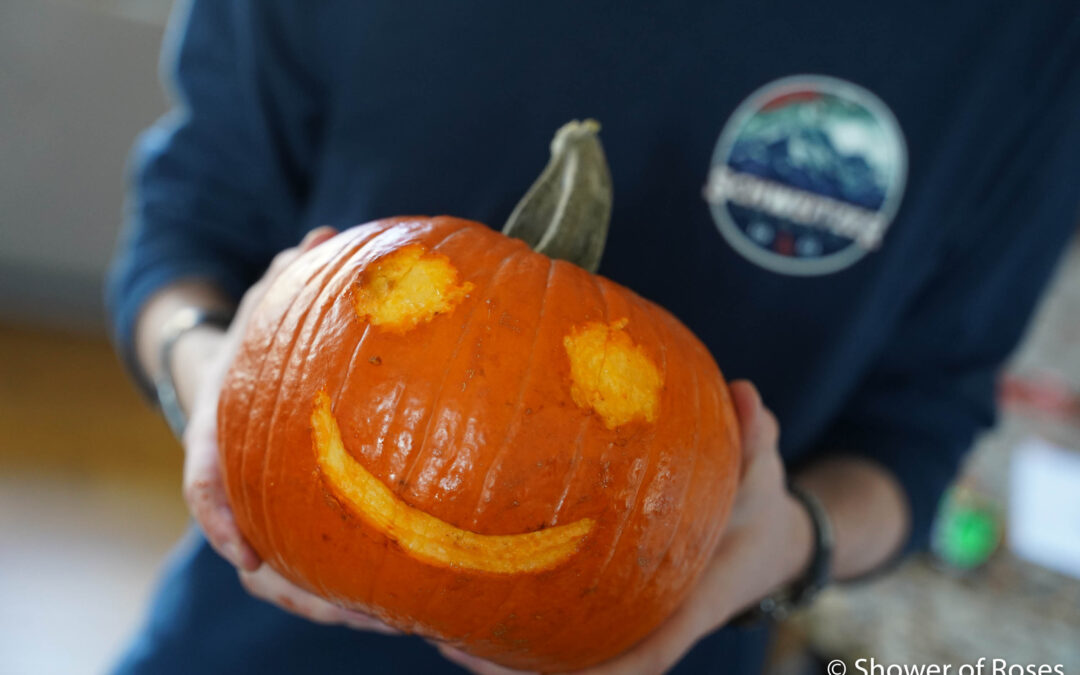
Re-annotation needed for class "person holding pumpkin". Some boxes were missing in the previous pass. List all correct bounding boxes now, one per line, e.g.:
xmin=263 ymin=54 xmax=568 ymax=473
xmin=107 ymin=1 xmax=1080 ymax=673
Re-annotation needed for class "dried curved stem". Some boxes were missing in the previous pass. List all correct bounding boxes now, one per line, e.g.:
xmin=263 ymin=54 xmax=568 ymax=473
xmin=502 ymin=120 xmax=613 ymax=273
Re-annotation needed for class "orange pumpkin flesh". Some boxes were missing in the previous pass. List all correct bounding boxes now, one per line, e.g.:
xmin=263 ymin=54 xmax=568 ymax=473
xmin=218 ymin=216 xmax=741 ymax=671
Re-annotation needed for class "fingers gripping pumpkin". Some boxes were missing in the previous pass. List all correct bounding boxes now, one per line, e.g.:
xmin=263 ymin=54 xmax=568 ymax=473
xmin=217 ymin=121 xmax=741 ymax=671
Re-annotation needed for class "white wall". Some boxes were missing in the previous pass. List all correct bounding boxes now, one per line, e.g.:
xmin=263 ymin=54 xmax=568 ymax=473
xmin=0 ymin=0 xmax=171 ymax=332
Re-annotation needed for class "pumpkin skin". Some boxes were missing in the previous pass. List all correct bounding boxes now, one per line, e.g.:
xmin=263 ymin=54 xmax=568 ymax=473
xmin=218 ymin=216 xmax=741 ymax=671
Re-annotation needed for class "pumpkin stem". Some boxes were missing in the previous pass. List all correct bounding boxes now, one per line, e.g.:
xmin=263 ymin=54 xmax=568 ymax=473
xmin=502 ymin=119 xmax=613 ymax=273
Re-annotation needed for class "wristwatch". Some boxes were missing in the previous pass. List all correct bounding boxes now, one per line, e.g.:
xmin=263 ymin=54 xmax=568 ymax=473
xmin=738 ymin=482 xmax=834 ymax=624
xmin=153 ymin=307 xmax=232 ymax=439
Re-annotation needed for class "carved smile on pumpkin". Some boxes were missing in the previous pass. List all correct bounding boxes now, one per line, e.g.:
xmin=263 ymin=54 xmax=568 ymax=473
xmin=311 ymin=392 xmax=595 ymax=574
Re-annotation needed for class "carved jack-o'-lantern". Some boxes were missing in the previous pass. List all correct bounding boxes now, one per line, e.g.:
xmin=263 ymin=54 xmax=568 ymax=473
xmin=217 ymin=121 xmax=741 ymax=671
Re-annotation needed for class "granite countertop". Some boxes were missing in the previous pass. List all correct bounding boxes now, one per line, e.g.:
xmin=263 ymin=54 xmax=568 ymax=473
xmin=794 ymin=237 xmax=1080 ymax=668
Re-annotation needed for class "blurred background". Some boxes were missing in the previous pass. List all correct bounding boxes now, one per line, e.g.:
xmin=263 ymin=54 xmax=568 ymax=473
xmin=1 ymin=1 xmax=1078 ymax=674
xmin=1 ymin=2 xmax=185 ymax=674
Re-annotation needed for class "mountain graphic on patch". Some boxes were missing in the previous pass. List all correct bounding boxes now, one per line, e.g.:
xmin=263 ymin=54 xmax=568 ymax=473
xmin=706 ymin=76 xmax=907 ymax=276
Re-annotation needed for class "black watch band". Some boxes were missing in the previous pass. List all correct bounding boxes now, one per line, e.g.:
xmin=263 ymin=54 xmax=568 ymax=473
xmin=153 ymin=307 xmax=232 ymax=439
xmin=736 ymin=481 xmax=834 ymax=624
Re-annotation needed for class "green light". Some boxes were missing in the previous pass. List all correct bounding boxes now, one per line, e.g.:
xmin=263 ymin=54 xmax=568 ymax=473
xmin=932 ymin=488 xmax=1001 ymax=570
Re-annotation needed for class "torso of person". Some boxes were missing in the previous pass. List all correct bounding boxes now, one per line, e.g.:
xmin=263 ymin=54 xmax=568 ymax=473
xmin=232 ymin=0 xmax=1080 ymax=461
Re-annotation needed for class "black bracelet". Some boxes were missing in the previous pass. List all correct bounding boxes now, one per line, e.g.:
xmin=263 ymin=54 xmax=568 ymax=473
xmin=153 ymin=307 xmax=232 ymax=439
xmin=734 ymin=481 xmax=834 ymax=625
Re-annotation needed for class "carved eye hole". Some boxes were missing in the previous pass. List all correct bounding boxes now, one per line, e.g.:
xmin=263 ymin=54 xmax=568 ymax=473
xmin=353 ymin=244 xmax=474 ymax=332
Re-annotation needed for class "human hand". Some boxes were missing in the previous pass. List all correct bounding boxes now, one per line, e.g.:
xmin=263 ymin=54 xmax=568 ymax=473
xmin=438 ymin=380 xmax=812 ymax=674
xmin=176 ymin=226 xmax=399 ymax=633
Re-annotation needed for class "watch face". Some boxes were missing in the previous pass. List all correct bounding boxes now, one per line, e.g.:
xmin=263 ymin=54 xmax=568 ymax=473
xmin=706 ymin=75 xmax=908 ymax=276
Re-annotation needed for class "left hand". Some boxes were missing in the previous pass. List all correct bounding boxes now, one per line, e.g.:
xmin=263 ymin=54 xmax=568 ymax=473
xmin=438 ymin=380 xmax=813 ymax=675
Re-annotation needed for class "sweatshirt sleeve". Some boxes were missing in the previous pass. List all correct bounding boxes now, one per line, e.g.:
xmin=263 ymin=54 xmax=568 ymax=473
xmin=105 ymin=0 xmax=323 ymax=395
xmin=815 ymin=49 xmax=1080 ymax=557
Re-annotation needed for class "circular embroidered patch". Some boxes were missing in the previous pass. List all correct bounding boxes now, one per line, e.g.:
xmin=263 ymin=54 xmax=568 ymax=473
xmin=705 ymin=75 xmax=908 ymax=276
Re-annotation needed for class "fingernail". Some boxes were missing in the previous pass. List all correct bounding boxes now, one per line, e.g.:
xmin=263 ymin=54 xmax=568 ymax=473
xmin=301 ymin=226 xmax=334 ymax=249
xmin=746 ymin=381 xmax=761 ymax=406
xmin=224 ymin=541 xmax=240 ymax=565
xmin=237 ymin=548 xmax=260 ymax=571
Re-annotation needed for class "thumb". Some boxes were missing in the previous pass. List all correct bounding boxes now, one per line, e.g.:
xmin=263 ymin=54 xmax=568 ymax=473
xmin=299 ymin=226 xmax=337 ymax=252
xmin=728 ymin=380 xmax=779 ymax=476
xmin=183 ymin=400 xmax=261 ymax=571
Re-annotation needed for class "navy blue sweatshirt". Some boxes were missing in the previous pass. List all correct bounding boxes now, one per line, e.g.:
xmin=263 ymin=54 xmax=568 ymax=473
xmin=107 ymin=2 xmax=1080 ymax=673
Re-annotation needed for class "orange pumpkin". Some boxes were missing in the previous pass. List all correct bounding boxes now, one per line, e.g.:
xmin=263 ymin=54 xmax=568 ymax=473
xmin=217 ymin=122 xmax=741 ymax=671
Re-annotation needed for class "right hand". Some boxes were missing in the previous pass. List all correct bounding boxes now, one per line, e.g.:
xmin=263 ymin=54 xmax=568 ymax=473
xmin=175 ymin=226 xmax=399 ymax=634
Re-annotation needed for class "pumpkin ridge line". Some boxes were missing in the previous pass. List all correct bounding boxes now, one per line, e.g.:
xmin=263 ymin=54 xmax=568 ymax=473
xmin=548 ymin=417 xmax=590 ymax=527
xmin=260 ymin=292 xmax=328 ymax=575
xmin=331 ymin=224 xmax=473 ymax=421
xmin=312 ymin=395 xmax=594 ymax=574
xmin=469 ymin=254 xmax=556 ymax=525
xmin=235 ymin=232 xmax=360 ymax=558
xmin=621 ymin=304 xmax=694 ymax=622
xmin=550 ymin=272 xmax=631 ymax=530
xmin=234 ymin=269 xmax=314 ymax=547
xmin=259 ymin=238 xmax=366 ymax=578
xmin=307 ymin=225 xmax=411 ymax=601
xmin=258 ymin=222 xmax=407 ymax=575
xmin=665 ymin=310 xmax=733 ymax=591
xmin=321 ymin=223 xmax=470 ymax=503
xmin=404 ymin=245 xmax=548 ymax=633
xmin=454 ymin=254 xmax=557 ymax=642
xmin=577 ymin=278 xmax=663 ymax=599
xmin=303 ymin=250 xmax=388 ymax=602
xmin=357 ymin=223 xmax=486 ymax=607
xmin=397 ymin=236 xmax=525 ymax=498
xmin=360 ymin=379 xmax=409 ymax=605
xmin=537 ymin=280 xmax=670 ymax=652
xmin=645 ymin=344 xmax=724 ymax=613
